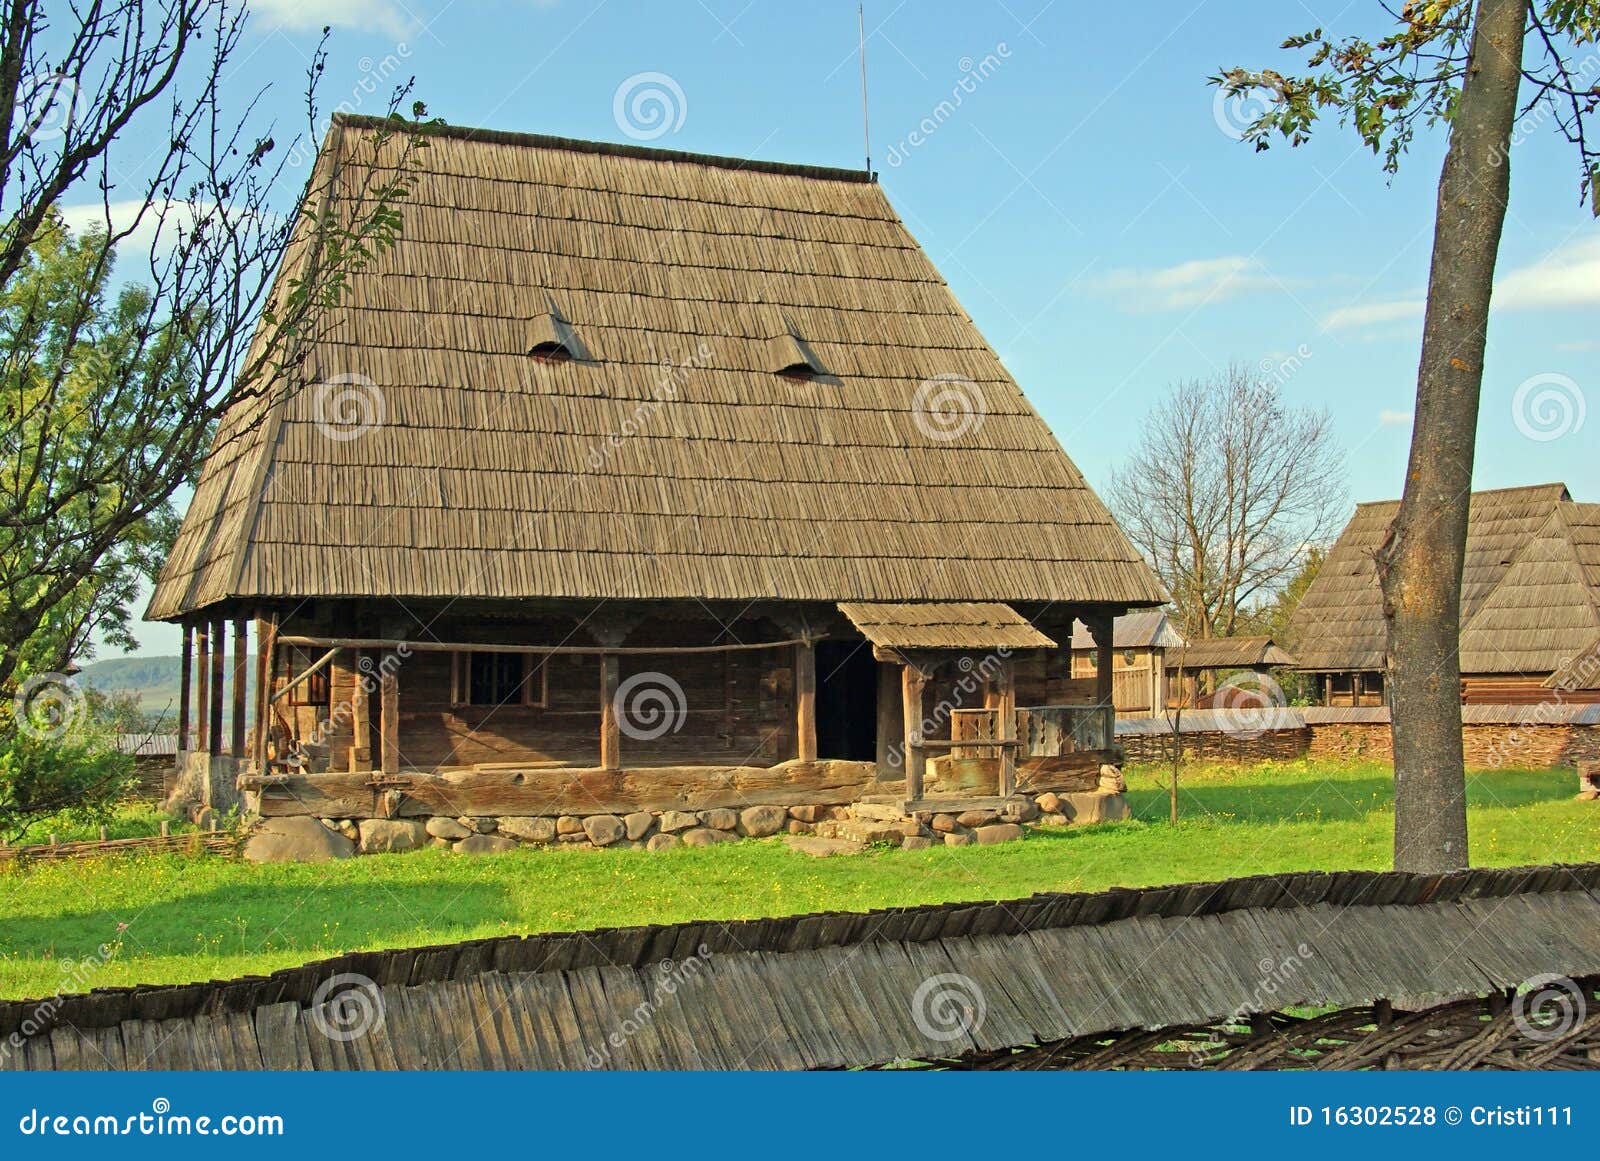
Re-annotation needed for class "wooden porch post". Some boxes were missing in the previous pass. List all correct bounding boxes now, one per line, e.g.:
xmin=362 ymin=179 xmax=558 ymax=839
xmin=208 ymin=616 xmax=226 ymax=756
xmin=231 ymin=619 xmax=248 ymax=759
xmin=195 ymin=621 xmax=211 ymax=755
xmin=901 ymin=661 xmax=928 ymax=805
xmin=995 ymin=656 xmax=1017 ymax=798
xmin=1087 ymin=613 xmax=1115 ymax=706
xmin=599 ymin=653 xmax=621 ymax=771
xmin=875 ymin=663 xmax=902 ymax=778
xmin=254 ymin=615 xmax=276 ymax=773
xmin=795 ymin=640 xmax=817 ymax=764
xmin=379 ymin=654 xmax=399 ymax=777
xmin=178 ymin=623 xmax=193 ymax=754
xmin=350 ymin=649 xmax=372 ymax=773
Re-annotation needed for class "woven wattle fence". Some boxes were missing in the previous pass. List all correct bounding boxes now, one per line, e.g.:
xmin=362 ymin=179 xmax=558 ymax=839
xmin=6 ymin=863 xmax=1599 ymax=1071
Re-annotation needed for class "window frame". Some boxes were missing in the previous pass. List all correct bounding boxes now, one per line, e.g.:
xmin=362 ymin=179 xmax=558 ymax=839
xmin=450 ymin=651 xmax=549 ymax=709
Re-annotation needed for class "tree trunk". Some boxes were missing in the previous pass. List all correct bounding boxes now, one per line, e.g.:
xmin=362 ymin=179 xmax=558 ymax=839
xmin=1377 ymin=0 xmax=1525 ymax=873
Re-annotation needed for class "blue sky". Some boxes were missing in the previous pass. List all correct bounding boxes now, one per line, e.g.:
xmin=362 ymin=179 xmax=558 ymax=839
xmin=95 ymin=0 xmax=1598 ymax=656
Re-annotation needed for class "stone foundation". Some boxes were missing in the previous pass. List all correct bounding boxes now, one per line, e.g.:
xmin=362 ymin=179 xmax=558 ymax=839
xmin=246 ymin=782 xmax=1131 ymax=862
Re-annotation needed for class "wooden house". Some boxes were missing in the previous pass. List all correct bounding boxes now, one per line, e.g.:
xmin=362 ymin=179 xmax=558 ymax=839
xmin=1291 ymin=483 xmax=1600 ymax=706
xmin=1066 ymin=610 xmax=1185 ymax=717
xmin=145 ymin=117 xmax=1165 ymax=825
xmin=1165 ymin=636 xmax=1297 ymax=709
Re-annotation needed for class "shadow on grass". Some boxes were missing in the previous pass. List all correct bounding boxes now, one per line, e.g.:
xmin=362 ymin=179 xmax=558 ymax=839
xmin=3 ymin=877 xmax=512 ymax=963
xmin=1121 ymin=768 xmax=1575 ymax=827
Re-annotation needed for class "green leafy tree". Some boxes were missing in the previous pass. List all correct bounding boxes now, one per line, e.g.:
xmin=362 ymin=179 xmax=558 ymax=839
xmin=1218 ymin=0 xmax=1598 ymax=872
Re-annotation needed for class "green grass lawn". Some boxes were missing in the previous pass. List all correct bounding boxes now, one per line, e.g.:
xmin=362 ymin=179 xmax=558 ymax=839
xmin=1 ymin=759 xmax=1594 ymax=999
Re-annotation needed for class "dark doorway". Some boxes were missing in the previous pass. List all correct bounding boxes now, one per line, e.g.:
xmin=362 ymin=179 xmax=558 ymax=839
xmin=815 ymin=640 xmax=879 ymax=761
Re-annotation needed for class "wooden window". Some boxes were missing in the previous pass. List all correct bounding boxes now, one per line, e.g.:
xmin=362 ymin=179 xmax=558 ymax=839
xmin=452 ymin=652 xmax=548 ymax=708
xmin=283 ymin=646 xmax=330 ymax=706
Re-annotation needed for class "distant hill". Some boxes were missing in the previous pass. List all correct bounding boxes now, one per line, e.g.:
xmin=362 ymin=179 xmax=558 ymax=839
xmin=77 ymin=654 xmax=256 ymax=725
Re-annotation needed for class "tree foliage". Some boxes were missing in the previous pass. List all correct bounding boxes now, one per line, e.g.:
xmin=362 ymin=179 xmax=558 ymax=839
xmin=1215 ymin=0 xmax=1600 ymax=212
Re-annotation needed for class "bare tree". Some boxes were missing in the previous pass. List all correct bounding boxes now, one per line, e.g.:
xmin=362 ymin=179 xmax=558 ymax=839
xmin=0 ymin=1 xmax=431 ymax=691
xmin=1220 ymin=0 xmax=1597 ymax=871
xmin=1110 ymin=363 xmax=1346 ymax=641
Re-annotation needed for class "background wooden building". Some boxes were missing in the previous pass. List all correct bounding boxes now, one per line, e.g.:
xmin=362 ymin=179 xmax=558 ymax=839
xmin=1291 ymin=483 xmax=1600 ymax=706
xmin=146 ymin=117 xmax=1165 ymax=823
xmin=1067 ymin=610 xmax=1185 ymax=717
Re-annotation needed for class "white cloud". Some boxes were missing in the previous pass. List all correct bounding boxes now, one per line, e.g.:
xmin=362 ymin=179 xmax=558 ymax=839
xmin=1495 ymin=236 xmax=1600 ymax=310
xmin=1092 ymin=256 xmax=1278 ymax=311
xmin=1323 ymin=236 xmax=1600 ymax=331
xmin=1378 ymin=409 xmax=1413 ymax=427
xmin=252 ymin=0 xmax=415 ymax=38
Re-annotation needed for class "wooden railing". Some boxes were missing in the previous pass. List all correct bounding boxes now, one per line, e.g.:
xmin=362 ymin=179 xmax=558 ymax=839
xmin=1015 ymin=703 xmax=1116 ymax=756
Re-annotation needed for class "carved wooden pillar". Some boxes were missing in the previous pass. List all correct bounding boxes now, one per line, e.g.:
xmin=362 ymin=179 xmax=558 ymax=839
xmin=178 ymin=623 xmax=193 ymax=755
xmin=795 ymin=640 xmax=817 ymax=764
xmin=1086 ymin=613 xmax=1115 ymax=707
xmin=901 ymin=661 xmax=928 ymax=805
xmin=230 ymin=619 xmax=248 ymax=759
xmin=993 ymin=656 xmax=1017 ymax=797
xmin=208 ymin=616 xmax=226 ymax=756
xmin=195 ymin=621 xmax=211 ymax=755
xmin=379 ymin=655 xmax=399 ymax=777
xmin=350 ymin=649 xmax=372 ymax=773
xmin=254 ymin=615 xmax=276 ymax=773
xmin=599 ymin=653 xmax=621 ymax=772
xmin=875 ymin=663 xmax=902 ymax=779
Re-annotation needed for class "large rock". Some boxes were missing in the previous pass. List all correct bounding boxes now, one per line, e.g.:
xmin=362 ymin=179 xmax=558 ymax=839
xmin=244 ymin=817 xmax=355 ymax=864
xmin=358 ymin=819 xmax=428 ymax=854
xmin=624 ymin=811 xmax=656 ymax=841
xmin=1034 ymin=792 xmax=1062 ymax=814
xmin=783 ymin=835 xmax=865 ymax=858
xmin=681 ymin=827 xmax=736 ymax=848
xmin=646 ymin=832 xmax=682 ymax=852
xmin=699 ymin=808 xmax=739 ymax=831
xmin=739 ymin=805 xmax=789 ymax=837
xmin=931 ymin=813 xmax=961 ymax=834
xmin=973 ymin=823 xmax=1025 ymax=845
xmin=901 ymin=835 xmax=934 ymax=851
xmin=1098 ymin=764 xmax=1126 ymax=793
xmin=582 ymin=815 xmax=626 ymax=846
xmin=999 ymin=796 xmax=1039 ymax=824
xmin=1059 ymin=791 xmax=1129 ymax=825
xmin=426 ymin=817 xmax=472 ymax=840
xmin=852 ymin=802 xmax=904 ymax=823
xmin=454 ymin=834 xmax=517 ymax=856
xmin=956 ymin=809 xmax=999 ymax=828
xmin=943 ymin=832 xmax=974 ymax=847
xmin=788 ymin=804 xmax=826 ymax=823
xmin=498 ymin=816 xmax=557 ymax=843
xmin=658 ymin=810 xmax=699 ymax=833
xmin=556 ymin=815 xmax=584 ymax=835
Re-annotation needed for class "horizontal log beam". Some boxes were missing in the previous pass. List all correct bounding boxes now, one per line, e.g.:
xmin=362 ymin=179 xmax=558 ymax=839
xmin=257 ymin=759 xmax=884 ymax=819
xmin=274 ymin=634 xmax=812 ymax=657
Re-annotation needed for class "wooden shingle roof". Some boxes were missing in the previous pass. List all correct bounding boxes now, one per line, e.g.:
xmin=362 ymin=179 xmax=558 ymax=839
xmin=838 ymin=601 xmax=1056 ymax=650
xmin=147 ymin=117 xmax=1162 ymax=620
xmin=1290 ymin=483 xmax=1571 ymax=672
xmin=1168 ymin=636 xmax=1295 ymax=671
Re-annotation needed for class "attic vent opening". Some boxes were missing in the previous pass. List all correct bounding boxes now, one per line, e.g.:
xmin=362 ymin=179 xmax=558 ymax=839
xmin=766 ymin=330 xmax=831 ymax=382
xmin=527 ymin=309 xmax=587 ymax=363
